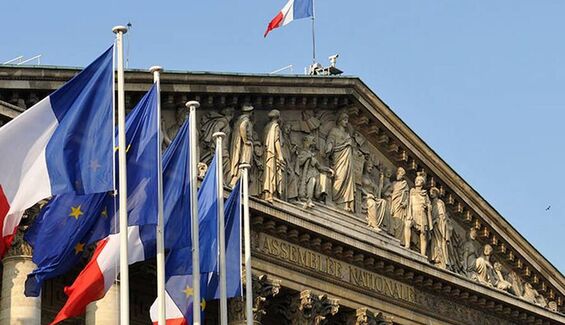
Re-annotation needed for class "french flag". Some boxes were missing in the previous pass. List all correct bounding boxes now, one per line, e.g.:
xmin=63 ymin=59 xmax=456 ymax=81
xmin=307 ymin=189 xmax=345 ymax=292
xmin=264 ymin=0 xmax=313 ymax=37
xmin=0 ymin=47 xmax=114 ymax=258
xmin=50 ymin=226 xmax=151 ymax=324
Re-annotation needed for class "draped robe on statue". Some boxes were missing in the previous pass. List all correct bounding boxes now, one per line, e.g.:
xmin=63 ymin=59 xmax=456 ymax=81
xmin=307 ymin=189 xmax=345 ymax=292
xmin=262 ymin=121 xmax=284 ymax=198
xmin=390 ymin=180 xmax=409 ymax=241
xmin=326 ymin=126 xmax=354 ymax=210
xmin=229 ymin=115 xmax=253 ymax=186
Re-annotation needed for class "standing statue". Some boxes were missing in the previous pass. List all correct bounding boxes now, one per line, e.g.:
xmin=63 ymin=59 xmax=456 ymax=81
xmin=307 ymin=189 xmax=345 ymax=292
xmin=461 ymin=228 xmax=481 ymax=278
xmin=405 ymin=172 xmax=433 ymax=255
xmin=229 ymin=105 xmax=254 ymax=187
xmin=282 ymin=124 xmax=299 ymax=202
xmin=380 ymin=168 xmax=393 ymax=232
xmin=360 ymin=159 xmax=386 ymax=231
xmin=297 ymin=135 xmax=333 ymax=208
xmin=262 ymin=110 xmax=285 ymax=203
xmin=429 ymin=187 xmax=451 ymax=269
xmin=493 ymin=262 xmax=512 ymax=291
xmin=390 ymin=167 xmax=409 ymax=241
xmin=475 ymin=244 xmax=496 ymax=287
xmin=325 ymin=111 xmax=355 ymax=212
xmin=200 ymin=107 xmax=235 ymax=180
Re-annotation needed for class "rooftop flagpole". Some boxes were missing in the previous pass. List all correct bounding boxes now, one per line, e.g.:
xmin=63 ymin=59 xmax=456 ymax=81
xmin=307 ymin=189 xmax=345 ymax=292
xmin=112 ymin=24 xmax=129 ymax=325
xmin=150 ymin=65 xmax=166 ymax=325
xmin=213 ymin=132 xmax=228 ymax=325
xmin=186 ymin=100 xmax=202 ymax=325
xmin=311 ymin=0 xmax=317 ymax=64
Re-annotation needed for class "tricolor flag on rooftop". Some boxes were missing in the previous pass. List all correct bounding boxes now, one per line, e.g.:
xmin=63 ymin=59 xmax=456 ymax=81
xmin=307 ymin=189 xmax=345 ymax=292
xmin=0 ymin=46 xmax=114 ymax=258
xmin=264 ymin=0 xmax=313 ymax=37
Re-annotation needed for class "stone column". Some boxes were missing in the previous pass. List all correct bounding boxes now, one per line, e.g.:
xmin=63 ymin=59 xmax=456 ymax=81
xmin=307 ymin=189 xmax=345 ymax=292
xmin=228 ymin=274 xmax=281 ymax=325
xmin=85 ymin=283 xmax=119 ymax=325
xmin=277 ymin=290 xmax=340 ymax=325
xmin=0 ymin=255 xmax=41 ymax=325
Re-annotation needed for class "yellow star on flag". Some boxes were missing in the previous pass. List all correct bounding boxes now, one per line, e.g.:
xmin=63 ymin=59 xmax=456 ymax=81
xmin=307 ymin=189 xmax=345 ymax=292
xmin=69 ymin=205 xmax=84 ymax=220
xmin=100 ymin=207 xmax=108 ymax=218
xmin=74 ymin=242 xmax=85 ymax=255
xmin=183 ymin=286 xmax=193 ymax=298
xmin=201 ymin=298 xmax=206 ymax=311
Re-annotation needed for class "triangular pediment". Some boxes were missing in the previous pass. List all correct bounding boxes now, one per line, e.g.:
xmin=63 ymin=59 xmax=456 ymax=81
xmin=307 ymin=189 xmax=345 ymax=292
xmin=0 ymin=66 xmax=563 ymax=323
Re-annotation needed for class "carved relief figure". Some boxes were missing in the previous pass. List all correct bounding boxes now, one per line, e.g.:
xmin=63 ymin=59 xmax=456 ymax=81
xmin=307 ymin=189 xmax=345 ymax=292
xmin=360 ymin=159 xmax=386 ymax=231
xmin=461 ymin=228 xmax=481 ymax=278
xmin=250 ymin=139 xmax=264 ymax=197
xmin=200 ymin=106 xmax=235 ymax=180
xmin=282 ymin=124 xmax=299 ymax=202
xmin=262 ymin=110 xmax=285 ymax=203
xmin=325 ymin=111 xmax=355 ymax=212
xmin=164 ymin=106 xmax=186 ymax=147
xmin=523 ymin=283 xmax=548 ymax=307
xmin=390 ymin=167 xmax=409 ymax=241
xmin=405 ymin=172 xmax=432 ymax=255
xmin=297 ymin=135 xmax=333 ymax=208
xmin=493 ymin=262 xmax=512 ymax=292
xmin=475 ymin=244 xmax=495 ymax=287
xmin=429 ymin=187 xmax=451 ymax=269
xmin=229 ymin=105 xmax=254 ymax=187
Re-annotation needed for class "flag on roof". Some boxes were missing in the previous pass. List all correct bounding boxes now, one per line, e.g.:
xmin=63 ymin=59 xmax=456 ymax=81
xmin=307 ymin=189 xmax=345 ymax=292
xmin=264 ymin=0 xmax=313 ymax=37
xmin=0 ymin=46 xmax=114 ymax=258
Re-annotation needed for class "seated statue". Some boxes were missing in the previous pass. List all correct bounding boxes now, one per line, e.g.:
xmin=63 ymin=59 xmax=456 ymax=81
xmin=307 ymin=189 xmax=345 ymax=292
xmin=474 ymin=244 xmax=496 ymax=287
xmin=360 ymin=159 xmax=386 ymax=231
xmin=493 ymin=262 xmax=512 ymax=291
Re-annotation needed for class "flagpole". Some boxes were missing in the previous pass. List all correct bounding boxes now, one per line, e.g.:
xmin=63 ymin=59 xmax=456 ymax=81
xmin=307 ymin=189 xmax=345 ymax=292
xmin=150 ymin=65 xmax=166 ymax=325
xmin=213 ymin=132 xmax=228 ymax=325
xmin=311 ymin=0 xmax=317 ymax=64
xmin=239 ymin=163 xmax=253 ymax=325
xmin=112 ymin=25 xmax=129 ymax=325
xmin=186 ymin=100 xmax=201 ymax=325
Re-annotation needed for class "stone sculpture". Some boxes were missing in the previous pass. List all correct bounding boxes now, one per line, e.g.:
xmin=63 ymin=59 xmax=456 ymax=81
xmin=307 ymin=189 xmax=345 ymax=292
xmin=200 ymin=106 xmax=234 ymax=180
xmin=429 ymin=187 xmax=451 ymax=269
xmin=229 ymin=105 xmax=254 ymax=187
xmin=164 ymin=106 xmax=186 ymax=147
xmin=262 ymin=109 xmax=285 ymax=203
xmin=404 ymin=172 xmax=432 ymax=255
xmin=360 ymin=159 xmax=386 ymax=231
xmin=282 ymin=123 xmax=299 ymax=202
xmin=493 ymin=262 xmax=512 ymax=291
xmin=523 ymin=283 xmax=548 ymax=307
xmin=475 ymin=244 xmax=495 ymax=287
xmin=461 ymin=228 xmax=481 ymax=278
xmin=390 ymin=167 xmax=409 ymax=242
xmin=297 ymin=135 xmax=333 ymax=208
xmin=325 ymin=111 xmax=355 ymax=212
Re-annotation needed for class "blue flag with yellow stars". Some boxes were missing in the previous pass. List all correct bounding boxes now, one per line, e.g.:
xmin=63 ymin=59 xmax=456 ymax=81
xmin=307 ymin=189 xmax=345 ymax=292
xmin=24 ymin=85 xmax=159 ymax=297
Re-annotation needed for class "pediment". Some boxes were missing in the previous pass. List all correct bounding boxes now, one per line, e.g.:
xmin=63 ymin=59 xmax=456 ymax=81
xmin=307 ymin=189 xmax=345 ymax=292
xmin=0 ymin=66 xmax=563 ymax=322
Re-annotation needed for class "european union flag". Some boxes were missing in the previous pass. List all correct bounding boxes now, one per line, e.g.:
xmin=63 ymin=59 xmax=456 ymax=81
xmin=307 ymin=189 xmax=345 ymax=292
xmin=24 ymin=85 xmax=159 ymax=297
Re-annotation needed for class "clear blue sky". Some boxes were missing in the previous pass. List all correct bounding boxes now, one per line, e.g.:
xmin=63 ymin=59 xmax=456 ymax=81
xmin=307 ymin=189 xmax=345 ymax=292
xmin=3 ymin=1 xmax=564 ymax=273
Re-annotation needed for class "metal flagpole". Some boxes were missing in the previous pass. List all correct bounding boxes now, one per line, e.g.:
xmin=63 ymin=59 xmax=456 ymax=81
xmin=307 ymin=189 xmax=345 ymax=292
xmin=186 ymin=100 xmax=202 ymax=325
xmin=150 ymin=65 xmax=166 ymax=325
xmin=239 ymin=163 xmax=253 ymax=325
xmin=213 ymin=132 xmax=228 ymax=325
xmin=311 ymin=0 xmax=317 ymax=64
xmin=112 ymin=25 xmax=129 ymax=325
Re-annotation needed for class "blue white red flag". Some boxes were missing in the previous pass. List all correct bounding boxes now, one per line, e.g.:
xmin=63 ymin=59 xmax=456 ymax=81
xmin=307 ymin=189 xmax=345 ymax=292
xmin=264 ymin=0 xmax=313 ymax=37
xmin=49 ymin=85 xmax=160 ymax=324
xmin=0 ymin=47 xmax=114 ymax=258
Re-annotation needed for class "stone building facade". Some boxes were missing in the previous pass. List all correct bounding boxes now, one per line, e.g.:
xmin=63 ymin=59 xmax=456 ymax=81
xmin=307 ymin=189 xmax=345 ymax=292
xmin=0 ymin=66 xmax=563 ymax=324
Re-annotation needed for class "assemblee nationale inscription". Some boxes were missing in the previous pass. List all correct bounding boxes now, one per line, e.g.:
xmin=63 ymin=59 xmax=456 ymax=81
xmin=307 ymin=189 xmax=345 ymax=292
xmin=255 ymin=232 xmax=416 ymax=303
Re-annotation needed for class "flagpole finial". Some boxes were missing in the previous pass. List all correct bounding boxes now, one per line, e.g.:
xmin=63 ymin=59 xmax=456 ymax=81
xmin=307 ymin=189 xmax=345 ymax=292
xmin=239 ymin=163 xmax=251 ymax=170
xmin=185 ymin=101 xmax=200 ymax=110
xmin=212 ymin=132 xmax=226 ymax=140
xmin=112 ymin=25 xmax=128 ymax=34
xmin=149 ymin=66 xmax=162 ymax=73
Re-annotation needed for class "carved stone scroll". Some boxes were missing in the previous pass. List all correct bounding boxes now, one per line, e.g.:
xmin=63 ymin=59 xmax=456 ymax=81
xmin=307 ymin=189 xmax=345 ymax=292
xmin=278 ymin=290 xmax=340 ymax=325
xmin=229 ymin=274 xmax=281 ymax=325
